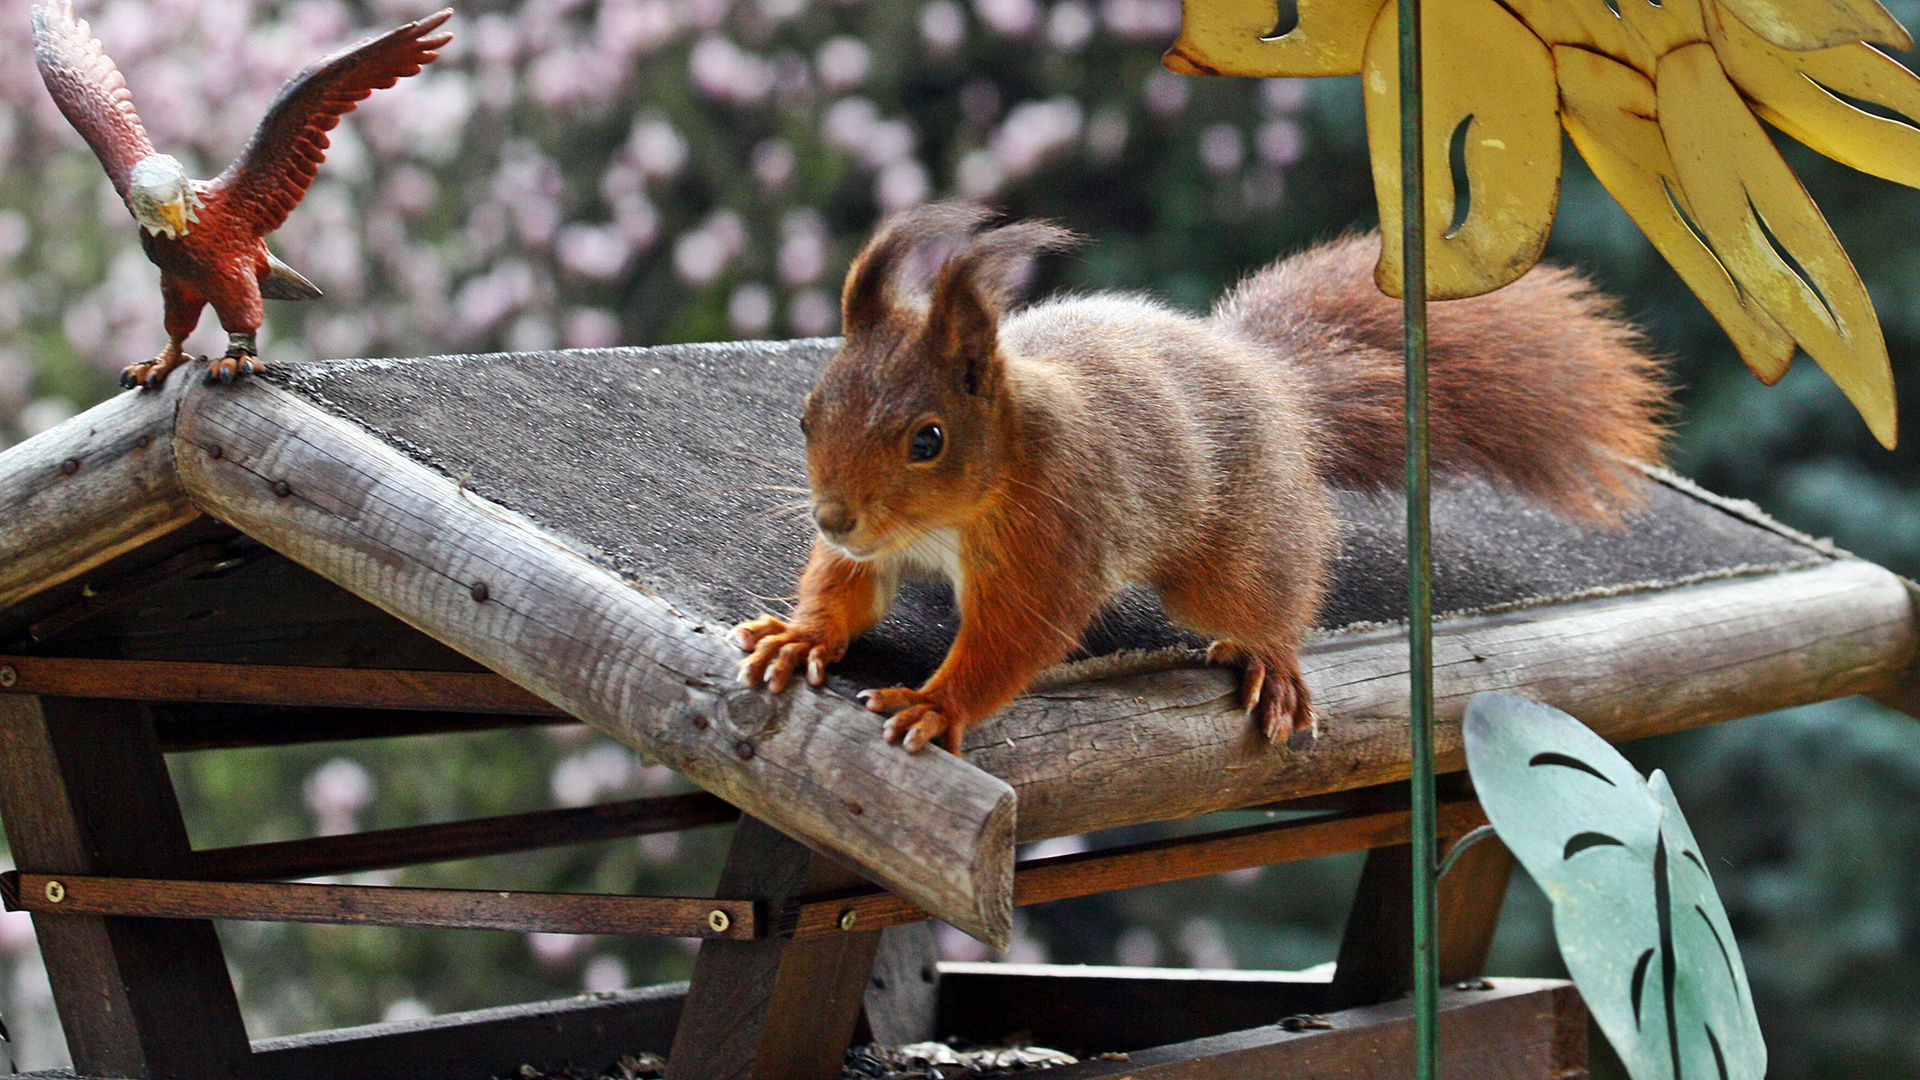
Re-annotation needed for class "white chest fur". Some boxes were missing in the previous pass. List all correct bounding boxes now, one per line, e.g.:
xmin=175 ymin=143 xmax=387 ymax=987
xmin=899 ymin=527 xmax=966 ymax=593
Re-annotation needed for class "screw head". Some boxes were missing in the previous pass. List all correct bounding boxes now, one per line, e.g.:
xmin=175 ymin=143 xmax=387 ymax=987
xmin=838 ymin=909 xmax=858 ymax=932
xmin=707 ymin=909 xmax=731 ymax=934
xmin=0 ymin=665 xmax=16 ymax=688
xmin=44 ymin=880 xmax=65 ymax=904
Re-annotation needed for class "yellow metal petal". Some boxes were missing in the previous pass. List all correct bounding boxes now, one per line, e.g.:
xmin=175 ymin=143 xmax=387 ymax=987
xmin=1711 ymin=1 xmax=1920 ymax=188
xmin=1365 ymin=0 xmax=1562 ymax=299
xmin=1165 ymin=0 xmax=1386 ymax=77
xmin=1502 ymin=0 xmax=1650 ymax=73
xmin=1555 ymin=45 xmax=1796 ymax=382
xmin=1718 ymin=0 xmax=1910 ymax=51
xmin=1659 ymin=42 xmax=1897 ymax=447
xmin=1617 ymin=0 xmax=1711 ymax=65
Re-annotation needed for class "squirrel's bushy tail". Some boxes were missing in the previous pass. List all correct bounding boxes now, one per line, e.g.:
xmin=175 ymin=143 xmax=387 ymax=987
xmin=1214 ymin=233 xmax=1669 ymax=521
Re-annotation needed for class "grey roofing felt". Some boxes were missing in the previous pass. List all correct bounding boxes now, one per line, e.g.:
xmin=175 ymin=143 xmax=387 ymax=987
xmin=266 ymin=341 xmax=1827 ymax=690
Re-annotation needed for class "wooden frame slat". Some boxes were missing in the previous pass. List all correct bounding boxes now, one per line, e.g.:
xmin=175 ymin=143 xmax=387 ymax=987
xmin=0 ymin=654 xmax=566 ymax=714
xmin=785 ymin=798 xmax=1488 ymax=940
xmin=191 ymin=791 xmax=740 ymax=881
xmin=3 ymin=871 xmax=759 ymax=939
xmin=153 ymin=703 xmax=577 ymax=752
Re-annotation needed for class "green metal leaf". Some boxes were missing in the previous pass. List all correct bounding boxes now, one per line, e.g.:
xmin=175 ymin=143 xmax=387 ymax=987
xmin=1462 ymin=692 xmax=1767 ymax=1080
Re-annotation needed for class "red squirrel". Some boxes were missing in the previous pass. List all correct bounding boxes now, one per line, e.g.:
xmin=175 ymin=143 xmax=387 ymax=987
xmin=733 ymin=204 xmax=1667 ymax=753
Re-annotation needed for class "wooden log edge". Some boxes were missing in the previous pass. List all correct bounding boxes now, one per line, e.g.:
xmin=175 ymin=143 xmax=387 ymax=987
xmin=170 ymin=379 xmax=1018 ymax=947
xmin=0 ymin=380 xmax=199 ymax=611
xmin=977 ymin=556 xmax=1920 ymax=841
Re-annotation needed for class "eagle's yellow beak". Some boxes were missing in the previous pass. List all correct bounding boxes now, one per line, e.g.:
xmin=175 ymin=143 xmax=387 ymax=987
xmin=159 ymin=199 xmax=188 ymax=237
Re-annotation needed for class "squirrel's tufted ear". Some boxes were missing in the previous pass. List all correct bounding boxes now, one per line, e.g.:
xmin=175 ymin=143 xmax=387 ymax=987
xmin=924 ymin=219 xmax=1083 ymax=396
xmin=841 ymin=202 xmax=995 ymax=337
xmin=926 ymin=263 xmax=1001 ymax=396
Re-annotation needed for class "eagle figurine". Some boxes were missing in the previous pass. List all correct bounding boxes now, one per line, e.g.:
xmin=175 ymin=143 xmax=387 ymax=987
xmin=31 ymin=1 xmax=453 ymax=388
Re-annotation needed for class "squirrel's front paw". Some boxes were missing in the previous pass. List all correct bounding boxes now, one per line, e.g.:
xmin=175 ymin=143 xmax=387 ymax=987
xmin=860 ymin=686 xmax=966 ymax=754
xmin=732 ymin=615 xmax=845 ymax=692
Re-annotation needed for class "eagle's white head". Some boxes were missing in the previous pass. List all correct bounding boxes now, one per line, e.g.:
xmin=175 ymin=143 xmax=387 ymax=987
xmin=128 ymin=154 xmax=201 ymax=239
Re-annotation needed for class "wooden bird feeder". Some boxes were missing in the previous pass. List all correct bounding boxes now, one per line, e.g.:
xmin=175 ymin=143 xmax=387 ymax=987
xmin=0 ymin=341 xmax=1914 ymax=1078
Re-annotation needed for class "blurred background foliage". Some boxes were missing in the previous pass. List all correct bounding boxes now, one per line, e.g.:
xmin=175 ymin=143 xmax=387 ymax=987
xmin=0 ymin=0 xmax=1916 ymax=1074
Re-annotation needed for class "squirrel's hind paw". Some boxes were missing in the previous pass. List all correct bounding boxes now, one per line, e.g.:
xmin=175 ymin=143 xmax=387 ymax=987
xmin=1210 ymin=642 xmax=1317 ymax=745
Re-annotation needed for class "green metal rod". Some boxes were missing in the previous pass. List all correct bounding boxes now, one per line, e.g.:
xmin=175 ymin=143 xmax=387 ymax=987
xmin=1397 ymin=0 xmax=1439 ymax=1075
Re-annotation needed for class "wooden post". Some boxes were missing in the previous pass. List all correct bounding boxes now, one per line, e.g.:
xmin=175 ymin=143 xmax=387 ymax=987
xmin=1326 ymin=843 xmax=1415 ymax=1011
xmin=1436 ymin=835 xmax=1516 ymax=985
xmin=1327 ymin=829 xmax=1515 ymax=1009
xmin=668 ymin=818 xmax=883 ymax=1080
xmin=861 ymin=923 xmax=941 ymax=1046
xmin=0 ymin=695 xmax=254 ymax=1079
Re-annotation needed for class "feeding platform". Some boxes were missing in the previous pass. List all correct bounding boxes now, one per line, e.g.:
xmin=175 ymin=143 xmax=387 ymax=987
xmin=0 ymin=340 xmax=1914 ymax=1079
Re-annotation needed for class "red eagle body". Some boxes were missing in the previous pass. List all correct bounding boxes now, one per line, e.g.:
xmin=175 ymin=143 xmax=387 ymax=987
xmin=31 ymin=1 xmax=453 ymax=387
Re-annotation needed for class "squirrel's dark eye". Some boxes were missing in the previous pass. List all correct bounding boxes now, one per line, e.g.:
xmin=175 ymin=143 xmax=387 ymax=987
xmin=909 ymin=423 xmax=944 ymax=462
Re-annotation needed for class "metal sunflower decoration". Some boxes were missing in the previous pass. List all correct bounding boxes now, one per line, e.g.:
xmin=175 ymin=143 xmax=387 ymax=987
xmin=1167 ymin=0 xmax=1913 ymax=448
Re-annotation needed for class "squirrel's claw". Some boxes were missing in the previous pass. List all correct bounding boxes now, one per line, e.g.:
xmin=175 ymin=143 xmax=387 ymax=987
xmin=1210 ymin=641 xmax=1317 ymax=744
xmin=862 ymin=687 xmax=963 ymax=754
xmin=732 ymin=614 xmax=843 ymax=691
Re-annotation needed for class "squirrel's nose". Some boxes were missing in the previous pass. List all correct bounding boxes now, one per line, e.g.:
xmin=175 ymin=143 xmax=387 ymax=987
xmin=814 ymin=502 xmax=858 ymax=537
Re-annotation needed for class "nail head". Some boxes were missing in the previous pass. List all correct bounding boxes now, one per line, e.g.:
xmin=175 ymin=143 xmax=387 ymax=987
xmin=208 ymin=445 xmax=223 ymax=459
xmin=135 ymin=434 xmax=150 ymax=449
xmin=270 ymin=480 xmax=292 ymax=497
xmin=733 ymin=740 xmax=754 ymax=760
xmin=60 ymin=458 xmax=79 ymax=475
xmin=469 ymin=581 xmax=490 ymax=602
xmin=845 ymin=801 xmax=864 ymax=816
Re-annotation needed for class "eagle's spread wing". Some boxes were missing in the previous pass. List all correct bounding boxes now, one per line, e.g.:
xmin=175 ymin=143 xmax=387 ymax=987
xmin=32 ymin=0 xmax=156 ymax=202
xmin=214 ymin=9 xmax=452 ymax=237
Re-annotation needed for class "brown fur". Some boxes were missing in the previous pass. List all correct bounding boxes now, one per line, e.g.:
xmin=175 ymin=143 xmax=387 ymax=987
xmin=735 ymin=209 xmax=1669 ymax=753
xmin=1216 ymin=232 xmax=1669 ymax=518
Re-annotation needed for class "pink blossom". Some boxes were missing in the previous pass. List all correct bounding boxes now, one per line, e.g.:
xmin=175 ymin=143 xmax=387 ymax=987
xmin=815 ymin=36 xmax=870 ymax=91
xmin=1256 ymin=118 xmax=1306 ymax=166
xmin=778 ymin=211 xmax=827 ymax=285
xmin=583 ymin=955 xmax=629 ymax=993
xmin=689 ymin=35 xmax=774 ymax=103
xmin=972 ymin=0 xmax=1038 ymax=36
xmin=956 ymin=148 xmax=1004 ymax=198
xmin=563 ymin=307 xmax=622 ymax=348
xmin=557 ymin=223 xmax=633 ymax=279
xmin=1143 ymin=68 xmax=1189 ymax=117
xmin=1047 ymin=0 xmax=1094 ymax=50
xmin=920 ymin=1 xmax=966 ymax=51
xmin=753 ymin=138 xmax=796 ymax=190
xmin=788 ymin=288 xmax=837 ymax=336
xmin=990 ymin=97 xmax=1082 ymax=176
xmin=1260 ymin=77 xmax=1309 ymax=115
xmin=876 ymin=158 xmax=930 ymax=211
xmin=1100 ymin=0 xmax=1180 ymax=39
xmin=627 ymin=115 xmax=689 ymax=179
xmin=729 ymin=282 xmax=775 ymax=336
xmin=302 ymin=758 xmax=374 ymax=837
xmin=1199 ymin=123 xmax=1243 ymax=173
